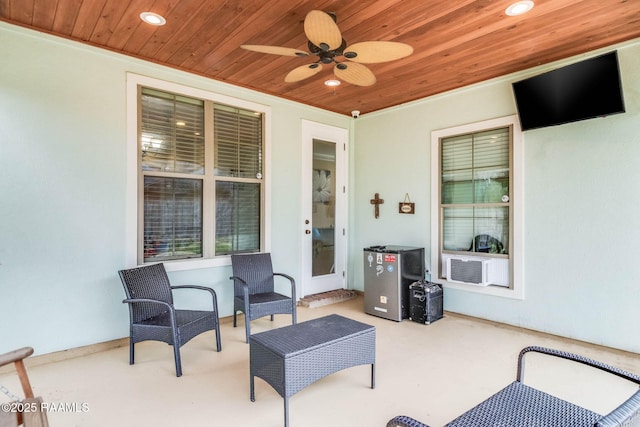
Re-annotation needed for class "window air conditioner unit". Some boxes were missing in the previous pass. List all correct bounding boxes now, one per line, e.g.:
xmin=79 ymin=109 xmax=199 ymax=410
xmin=446 ymin=257 xmax=493 ymax=286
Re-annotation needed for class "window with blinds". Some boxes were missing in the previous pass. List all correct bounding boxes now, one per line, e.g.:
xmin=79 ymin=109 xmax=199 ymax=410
xmin=213 ymin=104 xmax=263 ymax=255
xmin=139 ymin=88 xmax=264 ymax=263
xmin=440 ymin=127 xmax=510 ymax=255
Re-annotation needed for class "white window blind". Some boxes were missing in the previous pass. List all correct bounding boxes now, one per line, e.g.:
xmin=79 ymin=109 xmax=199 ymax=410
xmin=141 ymin=88 xmax=205 ymax=174
xmin=215 ymin=181 xmax=260 ymax=255
xmin=139 ymin=88 xmax=264 ymax=263
xmin=143 ymin=177 xmax=203 ymax=260
xmin=214 ymin=104 xmax=262 ymax=178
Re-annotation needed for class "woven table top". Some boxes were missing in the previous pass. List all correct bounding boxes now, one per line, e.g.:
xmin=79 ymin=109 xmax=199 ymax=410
xmin=250 ymin=314 xmax=374 ymax=358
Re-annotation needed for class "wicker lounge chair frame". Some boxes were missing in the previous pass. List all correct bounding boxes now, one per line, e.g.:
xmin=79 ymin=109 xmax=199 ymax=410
xmin=230 ymin=253 xmax=297 ymax=343
xmin=387 ymin=346 xmax=640 ymax=427
xmin=118 ymin=263 xmax=222 ymax=377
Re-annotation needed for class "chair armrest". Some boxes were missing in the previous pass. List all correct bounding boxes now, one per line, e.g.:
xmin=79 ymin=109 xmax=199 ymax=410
xmin=122 ymin=298 xmax=174 ymax=312
xmin=274 ymin=272 xmax=296 ymax=300
xmin=386 ymin=415 xmax=431 ymax=427
xmin=0 ymin=347 xmax=38 ymax=411
xmin=517 ymin=346 xmax=640 ymax=385
xmin=518 ymin=346 xmax=640 ymax=427
xmin=274 ymin=272 xmax=295 ymax=283
xmin=229 ymin=276 xmax=250 ymax=300
xmin=170 ymin=285 xmax=219 ymax=311
xmin=229 ymin=276 xmax=249 ymax=288
xmin=0 ymin=347 xmax=34 ymax=368
xmin=171 ymin=285 xmax=215 ymax=292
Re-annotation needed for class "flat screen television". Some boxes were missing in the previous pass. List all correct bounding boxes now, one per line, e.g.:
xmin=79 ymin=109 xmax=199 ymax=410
xmin=512 ymin=51 xmax=625 ymax=131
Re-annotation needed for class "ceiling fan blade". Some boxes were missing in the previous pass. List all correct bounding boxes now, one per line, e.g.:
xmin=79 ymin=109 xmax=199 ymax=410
xmin=343 ymin=41 xmax=413 ymax=64
xmin=285 ymin=63 xmax=324 ymax=83
xmin=241 ymin=45 xmax=309 ymax=57
xmin=304 ymin=10 xmax=342 ymax=51
xmin=334 ymin=62 xmax=376 ymax=86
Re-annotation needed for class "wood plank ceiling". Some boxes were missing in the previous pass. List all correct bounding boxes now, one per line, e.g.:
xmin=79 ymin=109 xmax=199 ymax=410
xmin=2 ymin=0 xmax=640 ymax=116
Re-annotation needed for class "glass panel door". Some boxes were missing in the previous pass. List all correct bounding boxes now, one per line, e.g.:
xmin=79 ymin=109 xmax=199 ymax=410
xmin=301 ymin=120 xmax=347 ymax=297
xmin=311 ymin=139 xmax=336 ymax=276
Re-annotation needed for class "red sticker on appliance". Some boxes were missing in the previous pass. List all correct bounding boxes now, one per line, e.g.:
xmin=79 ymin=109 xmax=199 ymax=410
xmin=384 ymin=254 xmax=396 ymax=262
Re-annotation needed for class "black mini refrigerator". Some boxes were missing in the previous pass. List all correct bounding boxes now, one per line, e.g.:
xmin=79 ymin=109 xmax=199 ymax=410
xmin=363 ymin=245 xmax=425 ymax=321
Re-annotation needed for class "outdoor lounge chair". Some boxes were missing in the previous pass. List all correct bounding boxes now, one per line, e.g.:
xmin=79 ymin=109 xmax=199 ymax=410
xmin=0 ymin=347 xmax=48 ymax=427
xmin=118 ymin=263 xmax=222 ymax=377
xmin=230 ymin=253 xmax=297 ymax=343
xmin=387 ymin=346 xmax=640 ymax=427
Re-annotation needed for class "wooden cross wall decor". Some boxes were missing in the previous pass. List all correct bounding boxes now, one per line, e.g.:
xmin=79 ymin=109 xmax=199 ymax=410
xmin=370 ymin=193 xmax=384 ymax=218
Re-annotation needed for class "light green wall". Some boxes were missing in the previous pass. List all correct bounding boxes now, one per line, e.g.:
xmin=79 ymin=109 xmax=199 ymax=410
xmin=351 ymin=40 xmax=640 ymax=353
xmin=0 ymin=23 xmax=349 ymax=354
xmin=2 ymin=20 xmax=639 ymax=356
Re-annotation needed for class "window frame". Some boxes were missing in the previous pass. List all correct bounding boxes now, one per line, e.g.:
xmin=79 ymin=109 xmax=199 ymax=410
xmin=430 ymin=115 xmax=524 ymax=299
xmin=126 ymin=73 xmax=272 ymax=271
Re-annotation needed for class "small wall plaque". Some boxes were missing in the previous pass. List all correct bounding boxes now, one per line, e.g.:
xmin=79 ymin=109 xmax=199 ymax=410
xmin=399 ymin=193 xmax=415 ymax=214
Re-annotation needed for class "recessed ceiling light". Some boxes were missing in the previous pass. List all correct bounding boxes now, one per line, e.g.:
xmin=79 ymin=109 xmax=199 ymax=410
xmin=324 ymin=79 xmax=341 ymax=87
xmin=140 ymin=12 xmax=166 ymax=26
xmin=505 ymin=1 xmax=534 ymax=16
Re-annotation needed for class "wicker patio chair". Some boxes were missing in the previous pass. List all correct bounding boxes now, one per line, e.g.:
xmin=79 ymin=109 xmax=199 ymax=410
xmin=118 ymin=263 xmax=222 ymax=377
xmin=387 ymin=346 xmax=640 ymax=427
xmin=0 ymin=347 xmax=48 ymax=427
xmin=230 ymin=253 xmax=297 ymax=343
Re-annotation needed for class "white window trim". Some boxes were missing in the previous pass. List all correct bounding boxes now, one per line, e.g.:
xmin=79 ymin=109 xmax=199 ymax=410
xmin=125 ymin=73 xmax=272 ymax=271
xmin=430 ymin=115 xmax=524 ymax=299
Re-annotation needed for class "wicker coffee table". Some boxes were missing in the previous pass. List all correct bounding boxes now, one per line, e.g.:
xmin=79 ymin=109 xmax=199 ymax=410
xmin=249 ymin=314 xmax=376 ymax=427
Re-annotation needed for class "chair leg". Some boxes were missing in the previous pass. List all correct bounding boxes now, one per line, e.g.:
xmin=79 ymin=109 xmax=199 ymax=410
xmin=215 ymin=319 xmax=222 ymax=352
xmin=292 ymin=301 xmax=297 ymax=325
xmin=171 ymin=326 xmax=182 ymax=377
xmin=233 ymin=310 xmax=237 ymax=327
xmin=129 ymin=339 xmax=135 ymax=365
xmin=244 ymin=316 xmax=250 ymax=344
xmin=244 ymin=303 xmax=251 ymax=344
xmin=270 ymin=314 xmax=274 ymax=321
xmin=173 ymin=344 xmax=182 ymax=377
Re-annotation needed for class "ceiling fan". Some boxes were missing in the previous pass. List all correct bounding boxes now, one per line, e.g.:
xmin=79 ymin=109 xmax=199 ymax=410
xmin=241 ymin=10 xmax=413 ymax=87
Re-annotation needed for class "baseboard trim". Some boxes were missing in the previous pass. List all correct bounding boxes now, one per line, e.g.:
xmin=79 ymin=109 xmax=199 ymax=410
xmin=0 ymin=338 xmax=129 ymax=374
xmin=0 ymin=315 xmax=238 ymax=374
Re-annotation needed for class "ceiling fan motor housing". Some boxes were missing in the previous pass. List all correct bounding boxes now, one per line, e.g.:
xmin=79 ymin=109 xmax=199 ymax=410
xmin=308 ymin=39 xmax=347 ymax=63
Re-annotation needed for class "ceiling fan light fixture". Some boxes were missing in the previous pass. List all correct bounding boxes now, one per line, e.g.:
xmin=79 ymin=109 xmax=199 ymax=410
xmin=505 ymin=1 xmax=534 ymax=16
xmin=140 ymin=12 xmax=166 ymax=26
xmin=324 ymin=79 xmax=341 ymax=87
